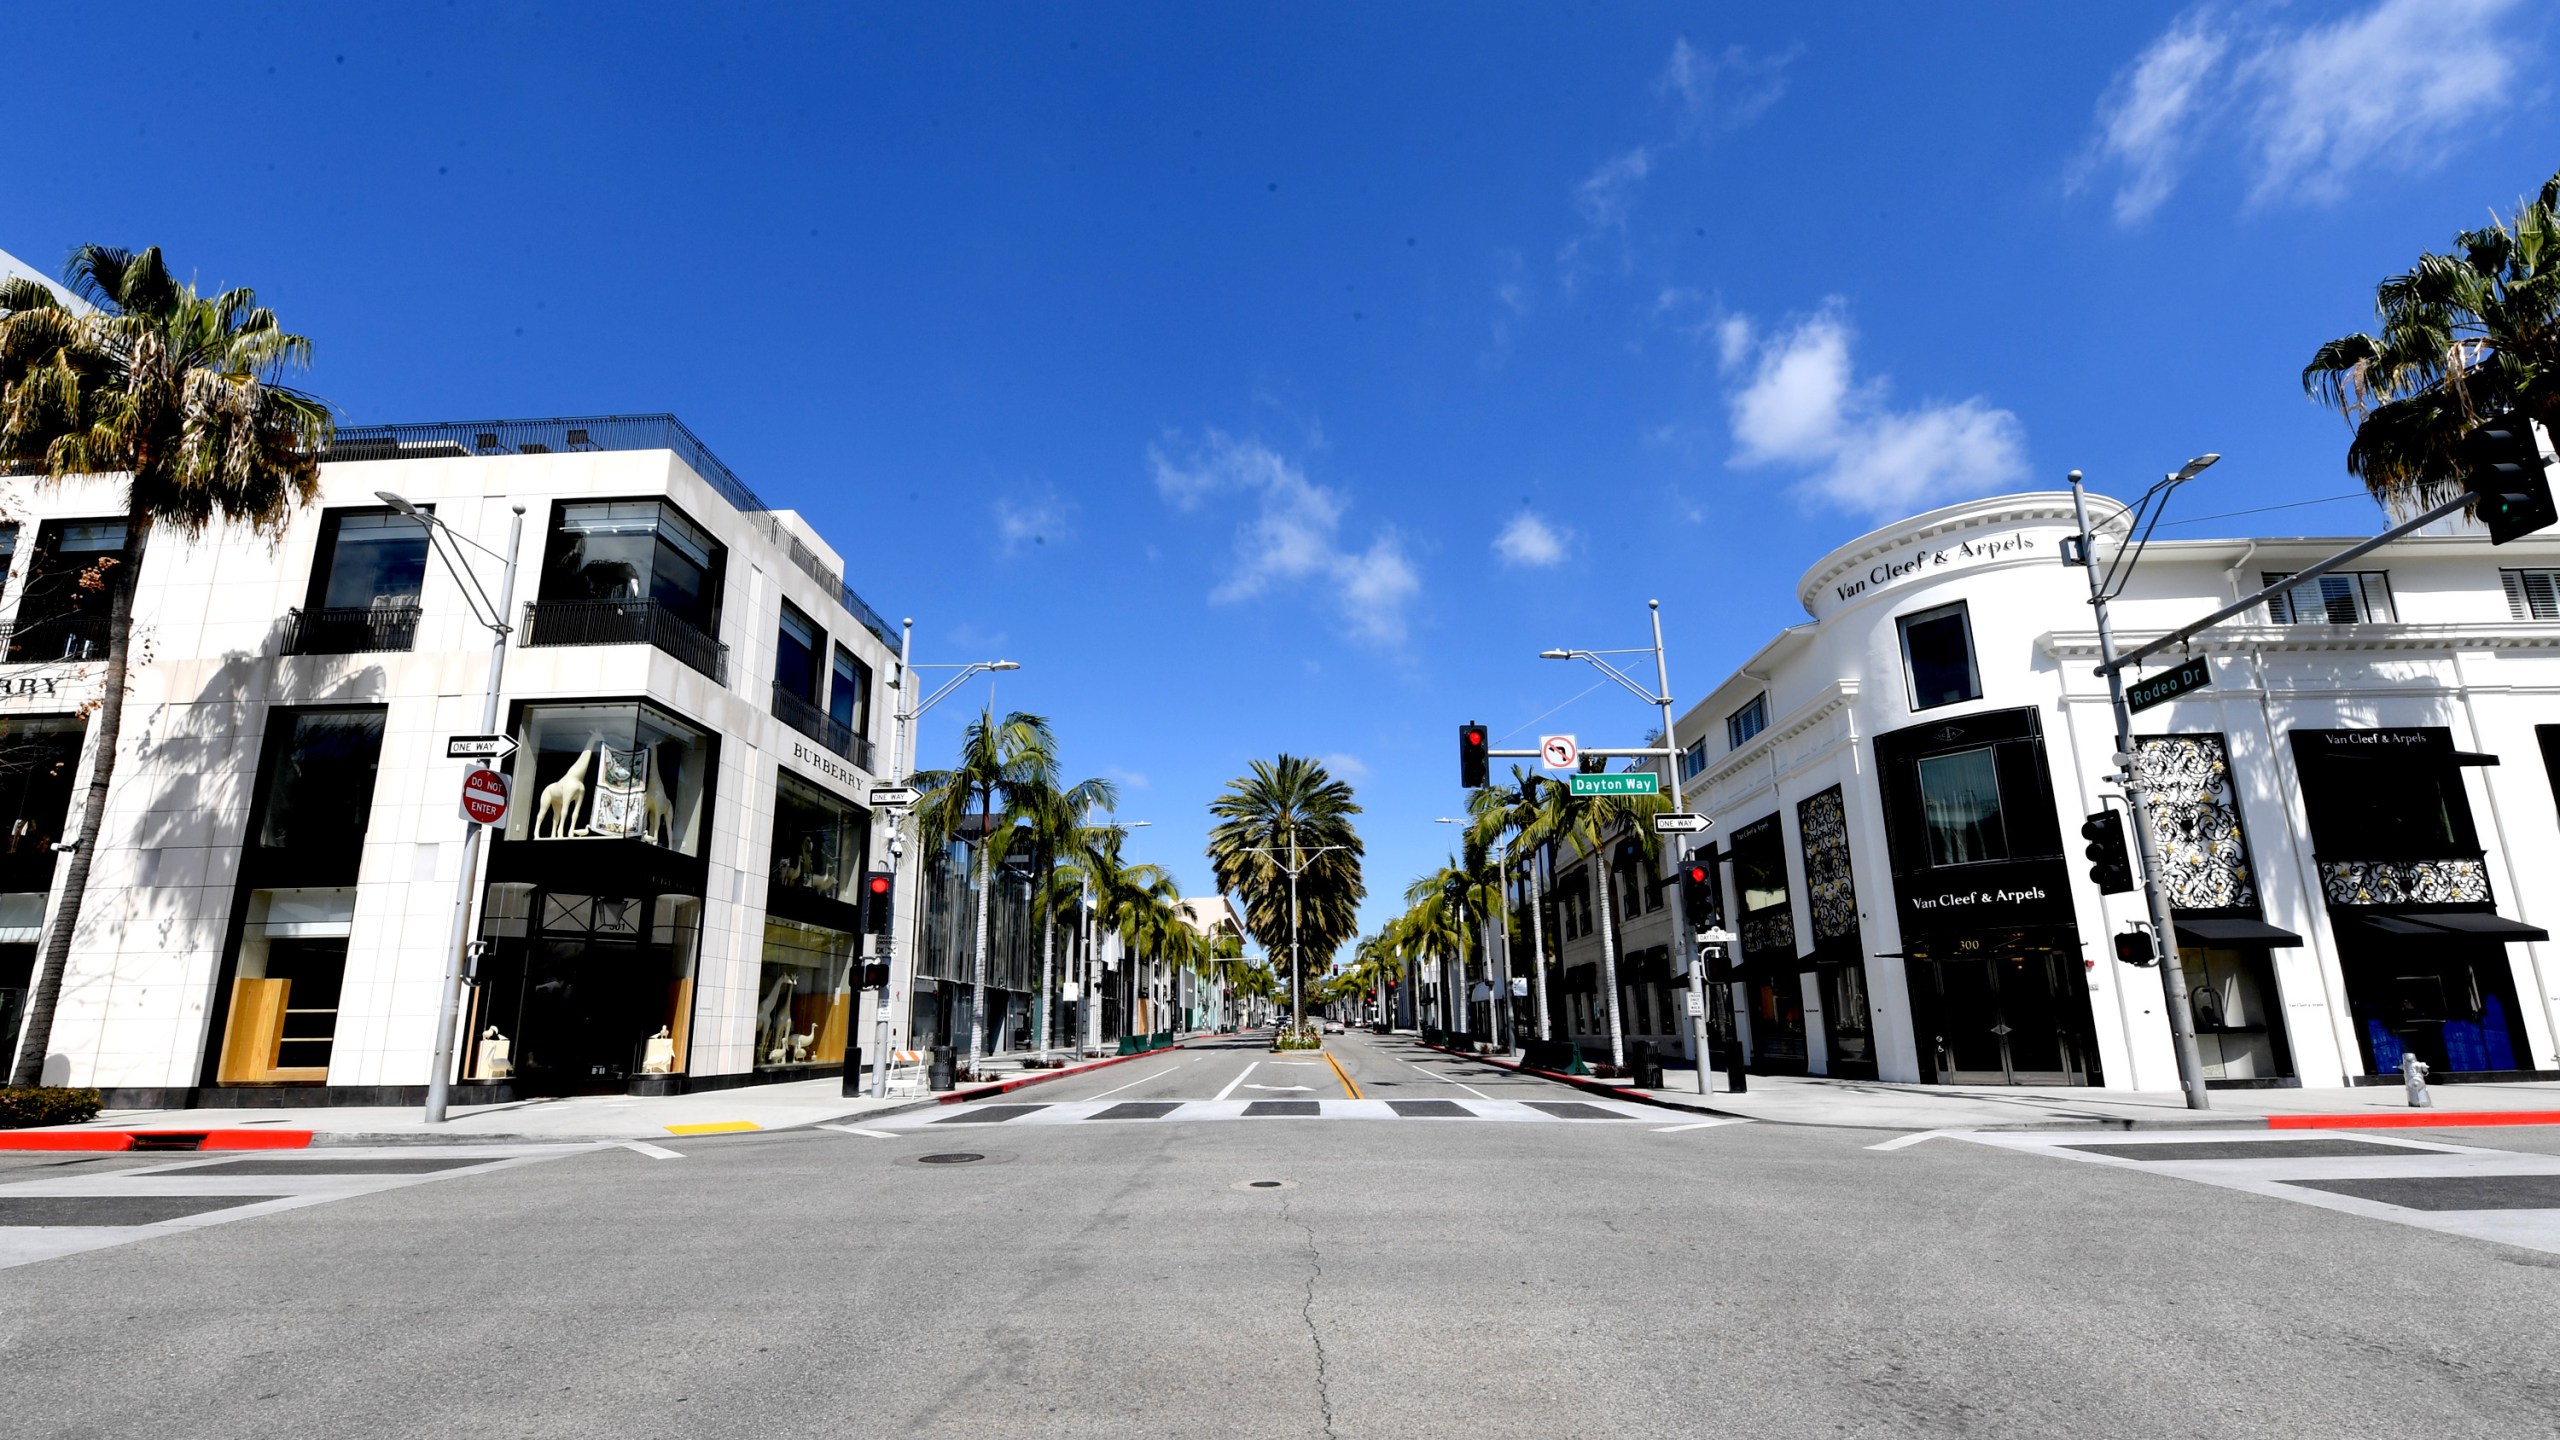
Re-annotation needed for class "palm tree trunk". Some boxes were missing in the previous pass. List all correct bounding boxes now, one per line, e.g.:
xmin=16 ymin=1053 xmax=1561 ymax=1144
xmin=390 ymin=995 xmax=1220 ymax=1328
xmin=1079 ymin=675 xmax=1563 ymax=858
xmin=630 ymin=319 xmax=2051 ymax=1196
xmin=1528 ymin=853 xmax=1552 ymax=1043
xmin=967 ymin=798 xmax=993 ymax=1074
xmin=11 ymin=516 xmax=146 ymax=1087
xmin=1597 ymin=860 xmax=1626 ymax=1070
xmin=1037 ymin=867 xmax=1055 ymax=1057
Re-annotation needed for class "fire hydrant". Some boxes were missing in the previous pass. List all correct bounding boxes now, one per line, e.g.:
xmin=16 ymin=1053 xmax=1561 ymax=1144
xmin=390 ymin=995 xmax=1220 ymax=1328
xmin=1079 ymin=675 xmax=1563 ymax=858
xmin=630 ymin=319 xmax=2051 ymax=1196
xmin=2402 ymin=1053 xmax=2434 ymax=1109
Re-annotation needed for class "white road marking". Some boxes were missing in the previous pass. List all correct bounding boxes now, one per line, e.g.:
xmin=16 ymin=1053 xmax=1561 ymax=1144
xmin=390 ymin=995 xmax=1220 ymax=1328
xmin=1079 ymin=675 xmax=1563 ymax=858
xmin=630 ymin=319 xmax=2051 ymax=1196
xmin=621 ymin=1142 xmax=683 ymax=1159
xmin=1406 ymin=1059 xmax=1495 ymax=1101
xmin=1087 ymin=1064 xmax=1185 ymax=1100
xmin=1651 ymin=1120 xmax=1744 ymax=1133
xmin=1243 ymin=1084 xmax=1314 ymax=1092
xmin=1213 ymin=1061 xmax=1260 ymax=1102
xmin=817 ymin=1125 xmax=901 ymax=1139
xmin=1868 ymin=1129 xmax=1955 ymax=1151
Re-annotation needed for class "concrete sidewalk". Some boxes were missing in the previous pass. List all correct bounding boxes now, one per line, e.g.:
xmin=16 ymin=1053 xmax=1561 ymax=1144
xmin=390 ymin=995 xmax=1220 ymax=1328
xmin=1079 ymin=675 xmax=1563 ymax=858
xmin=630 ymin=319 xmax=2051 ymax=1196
xmin=14 ymin=1041 xmax=1197 ymax=1146
xmin=1622 ymin=1068 xmax=2560 ymax=1130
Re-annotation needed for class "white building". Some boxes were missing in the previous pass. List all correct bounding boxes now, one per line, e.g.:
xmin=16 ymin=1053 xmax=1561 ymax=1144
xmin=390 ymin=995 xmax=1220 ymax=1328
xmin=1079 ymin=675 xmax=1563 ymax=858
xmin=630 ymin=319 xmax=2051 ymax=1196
xmin=2 ymin=415 xmax=938 ymax=1105
xmin=1552 ymin=490 xmax=2560 ymax=1091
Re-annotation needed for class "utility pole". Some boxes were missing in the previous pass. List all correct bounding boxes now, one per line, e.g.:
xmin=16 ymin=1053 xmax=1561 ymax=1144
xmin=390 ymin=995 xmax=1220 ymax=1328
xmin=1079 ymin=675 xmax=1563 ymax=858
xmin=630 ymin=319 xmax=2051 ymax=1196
xmin=2070 ymin=471 xmax=2211 ymax=1111
xmin=1645 ymin=600 xmax=1713 ymax=1098
xmin=419 ymin=500 xmax=523 ymax=1126
xmin=867 ymin=619 xmax=916 ymax=1099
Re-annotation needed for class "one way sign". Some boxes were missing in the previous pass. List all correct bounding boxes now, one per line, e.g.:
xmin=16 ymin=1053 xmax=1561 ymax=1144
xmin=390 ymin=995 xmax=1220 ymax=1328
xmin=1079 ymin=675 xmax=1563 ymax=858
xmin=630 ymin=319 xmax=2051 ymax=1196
xmin=446 ymin=734 xmax=519 ymax=762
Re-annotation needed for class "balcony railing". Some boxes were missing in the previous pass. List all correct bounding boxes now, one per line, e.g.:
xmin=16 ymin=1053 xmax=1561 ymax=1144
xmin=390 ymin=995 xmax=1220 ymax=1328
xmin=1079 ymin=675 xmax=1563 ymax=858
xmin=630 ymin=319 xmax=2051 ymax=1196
xmin=770 ymin=682 xmax=876 ymax=770
xmin=2 ymin=613 xmax=111 ymax=663
xmin=283 ymin=602 xmax=421 ymax=656
xmin=522 ymin=598 xmax=728 ymax=684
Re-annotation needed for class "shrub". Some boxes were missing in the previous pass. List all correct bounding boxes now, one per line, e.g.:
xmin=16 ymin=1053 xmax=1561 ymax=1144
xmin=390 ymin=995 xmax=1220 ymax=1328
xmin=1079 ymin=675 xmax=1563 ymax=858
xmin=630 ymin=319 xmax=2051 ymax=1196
xmin=0 ymin=1087 xmax=103 ymax=1129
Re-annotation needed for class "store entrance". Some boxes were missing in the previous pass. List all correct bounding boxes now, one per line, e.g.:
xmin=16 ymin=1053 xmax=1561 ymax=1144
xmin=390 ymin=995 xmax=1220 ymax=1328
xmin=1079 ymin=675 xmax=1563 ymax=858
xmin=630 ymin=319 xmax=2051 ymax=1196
xmin=1922 ymin=950 xmax=2094 ymax=1085
xmin=471 ymin=890 xmax=701 ymax=1096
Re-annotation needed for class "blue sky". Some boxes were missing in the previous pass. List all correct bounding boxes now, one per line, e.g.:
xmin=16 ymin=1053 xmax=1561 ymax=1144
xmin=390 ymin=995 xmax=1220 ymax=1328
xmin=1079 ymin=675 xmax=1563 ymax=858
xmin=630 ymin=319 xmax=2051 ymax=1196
xmin=8 ymin=2 xmax=2556 ymax=948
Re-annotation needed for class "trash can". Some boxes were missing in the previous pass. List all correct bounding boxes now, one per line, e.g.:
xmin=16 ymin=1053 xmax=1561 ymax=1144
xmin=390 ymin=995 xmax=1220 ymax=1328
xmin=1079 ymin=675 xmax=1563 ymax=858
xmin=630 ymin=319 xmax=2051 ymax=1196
xmin=928 ymin=1045 xmax=956 ymax=1091
xmin=1630 ymin=1040 xmax=1664 ymax=1089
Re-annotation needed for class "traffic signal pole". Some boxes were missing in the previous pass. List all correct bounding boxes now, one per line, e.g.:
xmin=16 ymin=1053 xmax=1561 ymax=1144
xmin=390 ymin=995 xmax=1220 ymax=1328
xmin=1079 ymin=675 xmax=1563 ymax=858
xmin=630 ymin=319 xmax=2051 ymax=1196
xmin=1644 ymin=602 xmax=1714 ymax=1097
xmin=868 ymin=619 xmax=915 ymax=1099
xmin=2070 ymin=474 xmax=2211 ymax=1111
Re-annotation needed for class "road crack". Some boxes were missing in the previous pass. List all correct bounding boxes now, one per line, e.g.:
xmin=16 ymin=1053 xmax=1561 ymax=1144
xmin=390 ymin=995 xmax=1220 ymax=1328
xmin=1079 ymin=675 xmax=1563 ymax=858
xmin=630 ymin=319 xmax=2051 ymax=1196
xmin=1282 ymin=1196 xmax=1338 ymax=1440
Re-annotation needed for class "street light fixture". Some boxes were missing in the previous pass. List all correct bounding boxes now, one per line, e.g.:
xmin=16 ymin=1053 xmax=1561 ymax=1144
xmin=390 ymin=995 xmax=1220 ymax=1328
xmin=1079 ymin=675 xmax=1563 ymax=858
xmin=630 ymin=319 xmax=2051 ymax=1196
xmin=397 ymin=491 xmax=527 ymax=1126
xmin=864 ymin=628 xmax=1022 ymax=1097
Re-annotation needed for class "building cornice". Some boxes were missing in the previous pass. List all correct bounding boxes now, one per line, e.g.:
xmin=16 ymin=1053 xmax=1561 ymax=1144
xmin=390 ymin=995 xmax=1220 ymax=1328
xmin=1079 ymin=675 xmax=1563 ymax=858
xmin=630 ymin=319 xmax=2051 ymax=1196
xmin=2041 ymin=620 xmax=2560 ymax=660
xmin=1796 ymin=491 xmax=2121 ymax=617
xmin=1695 ymin=678 xmax=1860 ymax=793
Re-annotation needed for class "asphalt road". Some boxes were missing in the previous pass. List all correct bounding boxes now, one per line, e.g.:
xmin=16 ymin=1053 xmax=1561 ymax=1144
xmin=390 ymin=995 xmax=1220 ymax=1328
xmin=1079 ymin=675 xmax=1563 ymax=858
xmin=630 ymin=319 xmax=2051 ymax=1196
xmin=6 ymin=1029 xmax=2559 ymax=1439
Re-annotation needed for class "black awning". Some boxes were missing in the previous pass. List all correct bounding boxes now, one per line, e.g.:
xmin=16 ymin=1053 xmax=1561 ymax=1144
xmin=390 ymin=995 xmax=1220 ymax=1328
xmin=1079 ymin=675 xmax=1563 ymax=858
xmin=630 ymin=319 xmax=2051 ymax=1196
xmin=2348 ymin=910 xmax=2551 ymax=942
xmin=2171 ymin=917 xmax=2304 ymax=947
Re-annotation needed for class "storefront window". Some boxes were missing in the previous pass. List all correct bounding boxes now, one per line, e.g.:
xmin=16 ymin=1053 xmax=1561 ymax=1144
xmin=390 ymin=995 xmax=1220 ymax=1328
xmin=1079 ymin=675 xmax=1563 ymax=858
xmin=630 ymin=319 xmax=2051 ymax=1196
xmin=775 ymin=602 xmax=822 ymax=703
xmin=542 ymin=499 xmax=724 ymax=634
xmin=1898 ymin=602 xmax=1981 ymax=711
xmin=830 ymin=645 xmax=870 ymax=738
xmin=307 ymin=507 xmax=430 ymax=610
xmin=214 ymin=888 xmax=354 ymax=1085
xmin=1734 ymin=821 xmax=1789 ymax=913
xmin=1915 ymin=747 xmax=2007 ymax=865
xmin=0 ymin=716 xmax=83 ymax=870
xmin=9 ymin=518 xmax=126 ymax=661
xmin=755 ymin=918 xmax=856 ymax=1071
xmin=771 ymin=772 xmax=868 ymax=905
xmin=504 ymin=702 xmax=713 ymax=854
xmin=255 ymin=710 xmax=387 ymax=855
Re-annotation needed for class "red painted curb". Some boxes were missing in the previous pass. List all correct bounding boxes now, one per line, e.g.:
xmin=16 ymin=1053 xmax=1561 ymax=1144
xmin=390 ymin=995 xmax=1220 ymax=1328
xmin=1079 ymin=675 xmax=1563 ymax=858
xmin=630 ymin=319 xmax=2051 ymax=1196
xmin=0 ymin=1128 xmax=315 ymax=1152
xmin=2268 ymin=1110 xmax=2560 ymax=1129
xmin=936 ymin=1041 xmax=1193 ymax=1104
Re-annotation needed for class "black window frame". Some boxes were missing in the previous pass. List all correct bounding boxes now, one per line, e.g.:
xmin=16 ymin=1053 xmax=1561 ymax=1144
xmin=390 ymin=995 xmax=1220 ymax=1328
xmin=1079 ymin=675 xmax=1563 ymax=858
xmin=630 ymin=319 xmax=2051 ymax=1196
xmin=1896 ymin=601 xmax=1982 ymax=712
xmin=774 ymin=600 xmax=824 ymax=705
xmin=302 ymin=505 xmax=433 ymax=616
xmin=1726 ymin=694 xmax=1770 ymax=750
xmin=538 ymin=496 xmax=728 ymax=638
xmin=830 ymin=644 xmax=872 ymax=740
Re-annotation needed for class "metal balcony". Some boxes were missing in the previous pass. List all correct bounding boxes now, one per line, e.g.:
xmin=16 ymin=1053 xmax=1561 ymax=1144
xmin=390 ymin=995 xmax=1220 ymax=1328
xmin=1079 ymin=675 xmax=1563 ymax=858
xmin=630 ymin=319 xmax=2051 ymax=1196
xmin=283 ymin=603 xmax=421 ymax=655
xmin=521 ymin=599 xmax=728 ymax=684
xmin=1 ymin=613 xmax=110 ymax=663
xmin=770 ymin=681 xmax=875 ymax=770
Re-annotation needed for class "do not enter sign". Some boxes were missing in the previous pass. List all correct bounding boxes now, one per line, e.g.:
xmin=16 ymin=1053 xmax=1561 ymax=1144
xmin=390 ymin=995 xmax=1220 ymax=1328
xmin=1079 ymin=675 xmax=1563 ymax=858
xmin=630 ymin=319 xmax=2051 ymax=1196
xmin=460 ymin=768 xmax=510 ymax=826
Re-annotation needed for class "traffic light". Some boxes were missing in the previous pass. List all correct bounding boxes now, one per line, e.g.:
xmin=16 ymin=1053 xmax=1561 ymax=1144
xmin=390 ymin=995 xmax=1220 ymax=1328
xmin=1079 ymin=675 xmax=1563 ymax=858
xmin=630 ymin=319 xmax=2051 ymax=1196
xmin=1458 ymin=722 xmax=1489 ymax=788
xmin=1579 ymin=752 xmax=1607 ymax=775
xmin=1678 ymin=857 xmax=1713 ymax=922
xmin=862 ymin=868 xmax=895 ymax=935
xmin=860 ymin=961 xmax=891 ymax=988
xmin=2114 ymin=930 xmax=2156 ymax=967
xmin=2081 ymin=810 xmax=2134 ymax=894
xmin=2459 ymin=417 xmax=2558 ymax=545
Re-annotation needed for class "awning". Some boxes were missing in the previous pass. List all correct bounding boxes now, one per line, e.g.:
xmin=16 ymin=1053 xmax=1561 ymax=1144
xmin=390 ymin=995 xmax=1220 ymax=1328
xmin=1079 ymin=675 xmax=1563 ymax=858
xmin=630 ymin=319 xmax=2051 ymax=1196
xmin=2348 ymin=910 xmax=2551 ymax=942
xmin=2171 ymin=917 xmax=2303 ymax=947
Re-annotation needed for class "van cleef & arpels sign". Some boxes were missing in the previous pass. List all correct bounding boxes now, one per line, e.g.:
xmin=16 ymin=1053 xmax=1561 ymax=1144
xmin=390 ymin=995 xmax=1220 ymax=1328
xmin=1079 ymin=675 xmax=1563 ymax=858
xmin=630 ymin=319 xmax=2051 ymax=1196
xmin=1829 ymin=531 xmax=2041 ymax=606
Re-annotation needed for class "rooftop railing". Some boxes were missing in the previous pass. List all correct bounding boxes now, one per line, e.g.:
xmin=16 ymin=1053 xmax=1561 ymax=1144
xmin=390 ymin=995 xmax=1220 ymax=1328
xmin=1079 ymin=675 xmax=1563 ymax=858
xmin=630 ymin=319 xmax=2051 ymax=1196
xmin=323 ymin=414 xmax=899 ymax=650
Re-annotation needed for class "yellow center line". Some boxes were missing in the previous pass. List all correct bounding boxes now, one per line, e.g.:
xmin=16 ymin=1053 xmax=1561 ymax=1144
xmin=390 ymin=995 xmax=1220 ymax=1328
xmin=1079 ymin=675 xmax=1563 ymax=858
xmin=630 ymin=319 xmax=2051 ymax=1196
xmin=1324 ymin=1049 xmax=1363 ymax=1100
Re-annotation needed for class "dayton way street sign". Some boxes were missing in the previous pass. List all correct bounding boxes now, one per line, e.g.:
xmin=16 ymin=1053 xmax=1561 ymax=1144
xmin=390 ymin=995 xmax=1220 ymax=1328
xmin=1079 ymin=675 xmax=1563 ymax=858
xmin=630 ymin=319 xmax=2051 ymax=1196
xmin=446 ymin=733 xmax=518 ymax=762
xmin=2126 ymin=656 xmax=2213 ymax=715
xmin=1652 ymin=812 xmax=1712 ymax=835
xmin=1569 ymin=772 xmax=1660 ymax=797
xmin=460 ymin=768 xmax=511 ymax=826
xmin=1539 ymin=734 xmax=1579 ymax=771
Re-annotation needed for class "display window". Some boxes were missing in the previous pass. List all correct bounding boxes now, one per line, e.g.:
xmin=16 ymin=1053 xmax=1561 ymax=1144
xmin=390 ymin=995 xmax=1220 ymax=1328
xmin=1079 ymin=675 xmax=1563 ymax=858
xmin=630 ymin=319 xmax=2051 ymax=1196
xmin=213 ymin=888 xmax=354 ymax=1085
xmin=504 ymin=702 xmax=713 ymax=855
xmin=754 ymin=918 xmax=857 ymax=1071
xmin=467 ymin=890 xmax=702 ymax=1090
xmin=541 ymin=498 xmax=723 ymax=634
xmin=770 ymin=771 xmax=869 ymax=906
xmin=256 ymin=709 xmax=388 ymax=856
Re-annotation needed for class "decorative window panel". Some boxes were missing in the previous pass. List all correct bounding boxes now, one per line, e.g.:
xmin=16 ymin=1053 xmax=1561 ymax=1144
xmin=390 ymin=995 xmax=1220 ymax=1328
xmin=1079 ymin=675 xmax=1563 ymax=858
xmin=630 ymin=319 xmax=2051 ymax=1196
xmin=1796 ymin=786 xmax=1861 ymax=944
xmin=2134 ymin=733 xmax=2257 ymax=912
xmin=2320 ymin=858 xmax=2492 ymax=907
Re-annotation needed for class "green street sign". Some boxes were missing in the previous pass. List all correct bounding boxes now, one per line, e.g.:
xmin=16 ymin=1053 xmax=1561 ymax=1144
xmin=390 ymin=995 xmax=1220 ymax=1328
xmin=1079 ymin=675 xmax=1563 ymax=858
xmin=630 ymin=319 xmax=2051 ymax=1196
xmin=1569 ymin=772 xmax=1660 ymax=797
xmin=2126 ymin=656 xmax=2213 ymax=715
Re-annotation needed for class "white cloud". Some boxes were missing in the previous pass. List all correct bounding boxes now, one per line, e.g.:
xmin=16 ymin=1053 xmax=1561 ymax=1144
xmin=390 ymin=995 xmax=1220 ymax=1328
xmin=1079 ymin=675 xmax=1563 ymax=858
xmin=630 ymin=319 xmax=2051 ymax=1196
xmin=1555 ymin=38 xmax=1796 ymax=286
xmin=1721 ymin=304 xmax=2027 ymax=518
xmin=991 ymin=486 xmax=1071 ymax=557
xmin=1104 ymin=766 xmax=1149 ymax=791
xmin=2084 ymin=0 xmax=2522 ymax=223
xmin=1319 ymin=752 xmax=1370 ymax=782
xmin=1149 ymin=430 xmax=1421 ymax=647
xmin=1492 ymin=511 xmax=1572 ymax=568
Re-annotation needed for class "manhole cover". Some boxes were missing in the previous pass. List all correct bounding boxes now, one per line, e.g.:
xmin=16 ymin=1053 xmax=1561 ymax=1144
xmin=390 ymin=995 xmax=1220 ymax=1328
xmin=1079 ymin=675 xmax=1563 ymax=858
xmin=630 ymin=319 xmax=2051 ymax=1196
xmin=916 ymin=1153 xmax=986 ymax=1166
xmin=1230 ymin=1178 xmax=1300 ymax=1192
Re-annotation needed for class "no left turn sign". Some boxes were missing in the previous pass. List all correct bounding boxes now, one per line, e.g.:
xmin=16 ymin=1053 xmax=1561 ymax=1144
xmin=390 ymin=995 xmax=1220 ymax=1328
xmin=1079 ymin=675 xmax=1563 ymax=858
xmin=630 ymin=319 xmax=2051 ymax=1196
xmin=1540 ymin=734 xmax=1578 ymax=772
xmin=460 ymin=768 xmax=510 ymax=826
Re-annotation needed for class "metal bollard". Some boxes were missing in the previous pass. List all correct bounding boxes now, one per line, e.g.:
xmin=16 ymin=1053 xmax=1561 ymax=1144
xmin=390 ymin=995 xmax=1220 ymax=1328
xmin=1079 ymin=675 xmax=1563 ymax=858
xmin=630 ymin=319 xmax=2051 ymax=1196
xmin=2402 ymin=1053 xmax=2433 ymax=1109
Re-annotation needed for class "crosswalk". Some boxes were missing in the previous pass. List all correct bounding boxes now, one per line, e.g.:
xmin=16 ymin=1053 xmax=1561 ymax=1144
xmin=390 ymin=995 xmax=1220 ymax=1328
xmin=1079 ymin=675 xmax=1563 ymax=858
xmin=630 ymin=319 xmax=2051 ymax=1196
xmin=873 ymin=1097 xmax=1690 ymax=1129
xmin=0 ymin=1144 xmax=592 ymax=1270
xmin=1959 ymin=1129 xmax=2560 ymax=1256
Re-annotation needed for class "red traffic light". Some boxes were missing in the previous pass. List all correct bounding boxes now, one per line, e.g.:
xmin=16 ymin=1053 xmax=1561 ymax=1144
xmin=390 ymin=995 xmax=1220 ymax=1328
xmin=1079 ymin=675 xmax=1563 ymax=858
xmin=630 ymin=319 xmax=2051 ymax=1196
xmin=867 ymin=874 xmax=891 ymax=895
xmin=1684 ymin=863 xmax=1710 ymax=884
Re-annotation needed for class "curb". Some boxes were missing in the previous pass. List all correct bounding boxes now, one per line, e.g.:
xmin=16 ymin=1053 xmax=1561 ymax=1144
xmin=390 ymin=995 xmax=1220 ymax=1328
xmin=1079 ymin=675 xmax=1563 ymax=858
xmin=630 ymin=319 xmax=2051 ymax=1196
xmin=2267 ymin=1109 xmax=2560 ymax=1130
xmin=0 ymin=1128 xmax=315 ymax=1153
xmin=936 ymin=1039 xmax=1195 ymax=1103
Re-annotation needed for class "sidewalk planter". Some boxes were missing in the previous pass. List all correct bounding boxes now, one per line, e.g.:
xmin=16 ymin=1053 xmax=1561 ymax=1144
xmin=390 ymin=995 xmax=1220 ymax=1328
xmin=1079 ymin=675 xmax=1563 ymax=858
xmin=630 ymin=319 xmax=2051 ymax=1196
xmin=0 ymin=1087 xmax=102 ymax=1129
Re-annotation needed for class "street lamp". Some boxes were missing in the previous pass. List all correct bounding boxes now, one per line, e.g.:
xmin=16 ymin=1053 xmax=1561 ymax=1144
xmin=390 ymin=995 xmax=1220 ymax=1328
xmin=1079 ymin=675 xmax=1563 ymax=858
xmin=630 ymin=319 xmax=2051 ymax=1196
xmin=1235 ymin=835 xmax=1351 ymax=1034
xmin=865 ymin=629 xmax=1020 ymax=1097
xmin=1539 ymin=601 xmax=1705 ymax=1086
xmin=393 ymin=492 xmax=527 ymax=1126
xmin=2069 ymin=462 xmax=2217 ymax=1111
xmin=1081 ymin=820 xmax=1149 ymax=1056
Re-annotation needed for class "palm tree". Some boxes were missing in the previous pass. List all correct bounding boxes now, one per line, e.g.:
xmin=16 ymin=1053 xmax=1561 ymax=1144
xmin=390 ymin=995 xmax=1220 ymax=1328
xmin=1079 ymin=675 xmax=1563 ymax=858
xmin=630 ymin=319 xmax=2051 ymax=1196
xmin=1205 ymin=754 xmax=1365 ymax=1030
xmin=1551 ymin=788 xmax=1669 ymax=1069
xmin=1018 ymin=773 xmax=1117 ymax=1058
xmin=910 ymin=707 xmax=1064 ymax=1073
xmin=2303 ymin=167 xmax=2560 ymax=506
xmin=0 ymin=247 xmax=330 ymax=1085
xmin=1469 ymin=765 xmax=1567 ymax=1041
